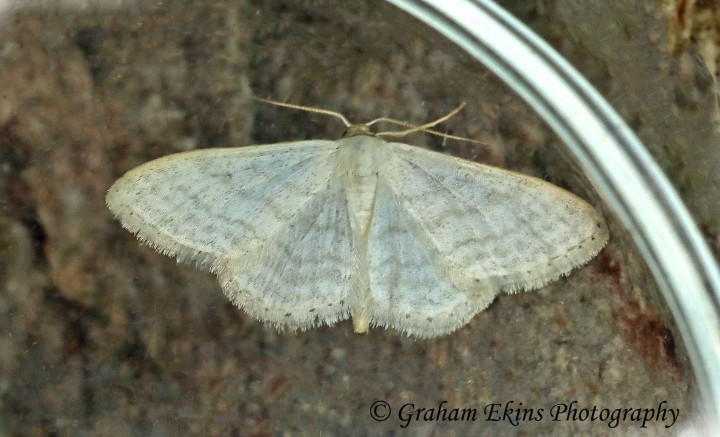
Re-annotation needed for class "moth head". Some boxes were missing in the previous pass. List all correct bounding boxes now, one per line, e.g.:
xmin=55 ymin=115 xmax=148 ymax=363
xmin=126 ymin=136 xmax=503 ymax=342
xmin=344 ymin=124 xmax=375 ymax=138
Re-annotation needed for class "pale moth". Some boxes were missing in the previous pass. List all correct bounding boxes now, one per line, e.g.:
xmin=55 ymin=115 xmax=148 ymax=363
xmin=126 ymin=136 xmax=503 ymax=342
xmin=106 ymin=98 xmax=608 ymax=338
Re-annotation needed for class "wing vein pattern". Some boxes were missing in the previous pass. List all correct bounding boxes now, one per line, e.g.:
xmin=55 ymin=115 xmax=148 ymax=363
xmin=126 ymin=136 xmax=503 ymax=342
xmin=364 ymin=142 xmax=607 ymax=337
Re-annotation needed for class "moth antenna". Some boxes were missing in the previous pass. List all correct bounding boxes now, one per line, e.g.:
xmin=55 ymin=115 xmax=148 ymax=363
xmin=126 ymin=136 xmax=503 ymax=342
xmin=252 ymin=96 xmax=352 ymax=127
xmin=254 ymin=97 xmax=480 ymax=144
xmin=370 ymin=116 xmax=484 ymax=144
xmin=374 ymin=102 xmax=466 ymax=138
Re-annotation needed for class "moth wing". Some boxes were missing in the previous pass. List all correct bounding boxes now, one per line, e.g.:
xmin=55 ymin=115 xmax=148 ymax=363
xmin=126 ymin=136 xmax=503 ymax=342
xmin=383 ymin=142 xmax=608 ymax=294
xmin=107 ymin=140 xmax=340 ymax=269
xmin=217 ymin=171 xmax=358 ymax=331
xmin=367 ymin=175 xmax=483 ymax=337
xmin=364 ymin=142 xmax=608 ymax=337
xmin=108 ymin=140 xmax=358 ymax=330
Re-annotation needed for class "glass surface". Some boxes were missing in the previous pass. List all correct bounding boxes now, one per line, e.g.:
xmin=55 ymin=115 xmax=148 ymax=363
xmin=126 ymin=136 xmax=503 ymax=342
xmin=0 ymin=0 xmax=718 ymax=434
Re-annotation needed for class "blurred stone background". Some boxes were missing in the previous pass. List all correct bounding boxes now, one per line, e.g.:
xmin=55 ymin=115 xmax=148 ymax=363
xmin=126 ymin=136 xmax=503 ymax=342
xmin=0 ymin=0 xmax=717 ymax=435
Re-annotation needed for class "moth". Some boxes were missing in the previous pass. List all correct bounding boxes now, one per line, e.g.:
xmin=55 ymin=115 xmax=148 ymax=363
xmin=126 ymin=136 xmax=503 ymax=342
xmin=106 ymin=98 xmax=608 ymax=337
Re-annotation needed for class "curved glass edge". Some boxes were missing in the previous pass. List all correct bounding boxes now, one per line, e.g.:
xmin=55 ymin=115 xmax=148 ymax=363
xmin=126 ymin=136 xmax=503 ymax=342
xmin=387 ymin=0 xmax=720 ymax=420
